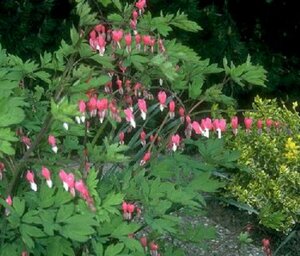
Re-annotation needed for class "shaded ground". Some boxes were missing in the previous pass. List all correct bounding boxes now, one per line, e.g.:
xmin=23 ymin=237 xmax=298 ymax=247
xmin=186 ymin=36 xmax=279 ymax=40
xmin=187 ymin=199 xmax=300 ymax=256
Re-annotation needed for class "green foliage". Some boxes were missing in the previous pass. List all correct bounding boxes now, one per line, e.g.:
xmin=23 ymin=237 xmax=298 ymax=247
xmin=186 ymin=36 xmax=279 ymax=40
xmin=223 ymin=55 xmax=267 ymax=88
xmin=225 ymin=97 xmax=300 ymax=232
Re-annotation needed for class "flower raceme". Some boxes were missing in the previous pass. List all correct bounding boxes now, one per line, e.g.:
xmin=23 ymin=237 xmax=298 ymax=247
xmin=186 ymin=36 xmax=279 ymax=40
xmin=73 ymin=83 xmax=283 ymax=166
xmin=122 ymin=201 xmax=135 ymax=220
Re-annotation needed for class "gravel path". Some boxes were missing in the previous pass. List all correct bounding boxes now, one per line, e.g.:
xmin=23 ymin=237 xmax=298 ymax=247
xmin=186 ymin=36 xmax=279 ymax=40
xmin=180 ymin=214 xmax=265 ymax=256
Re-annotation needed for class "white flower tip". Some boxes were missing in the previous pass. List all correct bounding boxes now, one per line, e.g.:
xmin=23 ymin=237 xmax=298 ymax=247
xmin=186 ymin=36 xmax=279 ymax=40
xmin=75 ymin=116 xmax=81 ymax=124
xmin=130 ymin=119 xmax=136 ymax=128
xmin=217 ymin=129 xmax=222 ymax=139
xmin=159 ymin=105 xmax=164 ymax=112
xmin=52 ymin=146 xmax=58 ymax=153
xmin=169 ymin=112 xmax=175 ymax=119
xmin=63 ymin=182 xmax=69 ymax=192
xmin=63 ymin=123 xmax=69 ymax=130
xmin=46 ymin=179 xmax=53 ymax=188
xmin=30 ymin=182 xmax=38 ymax=192
xmin=80 ymin=116 xmax=85 ymax=123
xmin=141 ymin=112 xmax=146 ymax=120
xmin=172 ymin=144 xmax=177 ymax=152
xmin=5 ymin=209 xmax=10 ymax=216
xmin=159 ymin=78 xmax=163 ymax=86
xmin=100 ymin=117 xmax=104 ymax=124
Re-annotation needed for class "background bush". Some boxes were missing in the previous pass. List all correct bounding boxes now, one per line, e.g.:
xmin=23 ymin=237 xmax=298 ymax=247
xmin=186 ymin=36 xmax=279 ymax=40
xmin=225 ymin=97 xmax=300 ymax=232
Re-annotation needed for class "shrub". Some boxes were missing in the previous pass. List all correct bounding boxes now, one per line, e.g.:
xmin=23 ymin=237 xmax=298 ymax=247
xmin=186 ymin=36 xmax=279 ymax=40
xmin=0 ymin=0 xmax=267 ymax=255
xmin=225 ymin=96 xmax=300 ymax=232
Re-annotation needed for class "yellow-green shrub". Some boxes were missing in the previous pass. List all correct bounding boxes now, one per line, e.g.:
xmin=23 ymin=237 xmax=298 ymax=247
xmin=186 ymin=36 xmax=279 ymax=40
xmin=226 ymin=96 xmax=300 ymax=232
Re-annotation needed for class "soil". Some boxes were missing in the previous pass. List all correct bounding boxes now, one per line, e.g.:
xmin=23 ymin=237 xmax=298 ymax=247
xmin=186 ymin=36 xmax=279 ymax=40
xmin=189 ymin=198 xmax=300 ymax=256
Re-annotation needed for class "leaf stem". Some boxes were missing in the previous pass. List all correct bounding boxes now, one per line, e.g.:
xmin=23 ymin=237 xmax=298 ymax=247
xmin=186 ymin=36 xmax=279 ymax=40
xmin=91 ymin=119 xmax=108 ymax=146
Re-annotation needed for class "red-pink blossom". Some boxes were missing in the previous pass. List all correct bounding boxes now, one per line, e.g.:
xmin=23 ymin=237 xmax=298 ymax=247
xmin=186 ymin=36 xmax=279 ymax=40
xmin=124 ymin=108 xmax=136 ymax=128
xmin=22 ymin=136 xmax=31 ymax=149
xmin=266 ymin=118 xmax=272 ymax=128
xmin=140 ymin=236 xmax=147 ymax=247
xmin=59 ymin=170 xmax=75 ymax=196
xmin=97 ymin=98 xmax=108 ymax=123
xmin=6 ymin=195 xmax=12 ymax=206
xmin=48 ymin=135 xmax=58 ymax=153
xmin=95 ymin=24 xmax=105 ymax=34
xmin=26 ymin=170 xmax=37 ymax=191
xmin=97 ymin=35 xmax=106 ymax=56
xmin=124 ymin=33 xmax=132 ymax=52
xmin=112 ymin=30 xmax=123 ymax=48
xmin=127 ymin=203 xmax=135 ymax=213
xmin=192 ymin=121 xmax=203 ymax=135
xmin=134 ymin=82 xmax=142 ymax=96
xmin=75 ymin=180 xmax=89 ymax=199
xmin=87 ymin=96 xmax=98 ymax=117
xmin=244 ymin=117 xmax=253 ymax=131
xmin=213 ymin=119 xmax=226 ymax=138
xmin=171 ymin=134 xmax=180 ymax=152
xmin=150 ymin=242 xmax=159 ymax=252
xmin=119 ymin=131 xmax=125 ymax=145
xmin=109 ymin=101 xmax=121 ymax=123
xmin=140 ymin=151 xmax=151 ymax=166
xmin=201 ymin=118 xmax=212 ymax=138
xmin=257 ymin=119 xmax=263 ymax=130
xmin=140 ymin=130 xmax=147 ymax=146
xmin=122 ymin=201 xmax=135 ymax=220
xmin=132 ymin=10 xmax=138 ymax=20
xmin=135 ymin=34 xmax=141 ymax=50
xmin=116 ymin=78 xmax=123 ymax=94
xmin=135 ymin=0 xmax=146 ymax=14
xmin=169 ymin=100 xmax=175 ymax=119
xmin=138 ymin=99 xmax=147 ymax=120
xmin=42 ymin=166 xmax=52 ymax=188
xmin=231 ymin=116 xmax=238 ymax=129
xmin=48 ymin=135 xmax=56 ymax=146
xmin=157 ymin=91 xmax=167 ymax=111
xmin=179 ymin=107 xmax=185 ymax=122
xmin=130 ymin=19 xmax=137 ymax=30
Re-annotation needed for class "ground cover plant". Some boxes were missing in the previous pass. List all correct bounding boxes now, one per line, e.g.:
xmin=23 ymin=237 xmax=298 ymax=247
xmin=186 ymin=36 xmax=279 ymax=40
xmin=0 ymin=0 xmax=268 ymax=255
